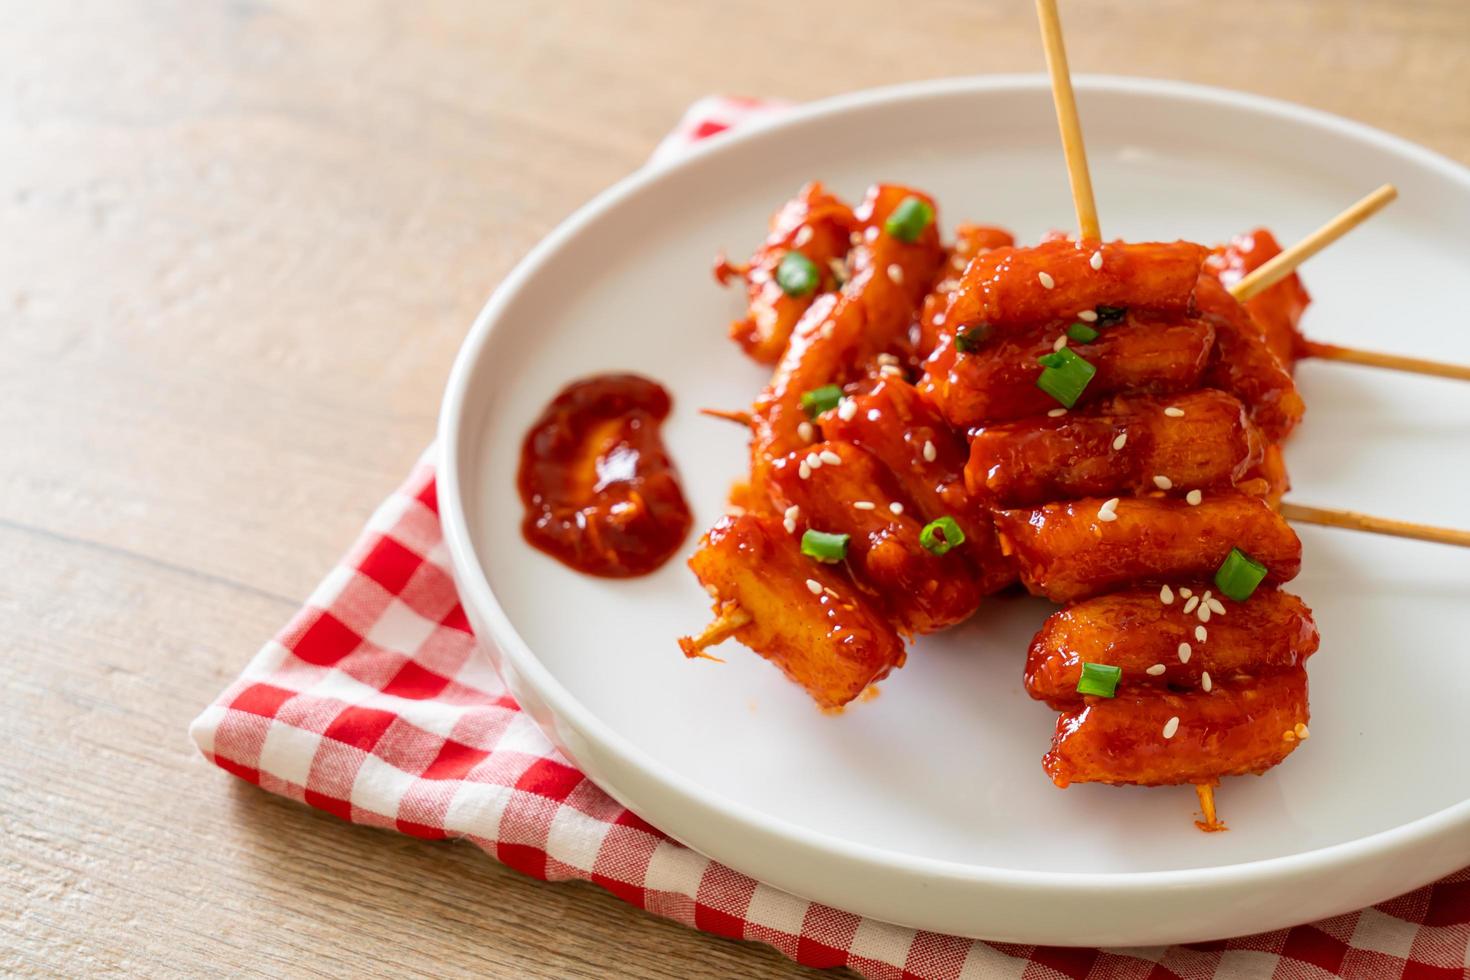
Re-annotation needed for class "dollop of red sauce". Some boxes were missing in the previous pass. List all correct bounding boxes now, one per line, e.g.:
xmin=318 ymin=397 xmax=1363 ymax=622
xmin=517 ymin=374 xmax=692 ymax=577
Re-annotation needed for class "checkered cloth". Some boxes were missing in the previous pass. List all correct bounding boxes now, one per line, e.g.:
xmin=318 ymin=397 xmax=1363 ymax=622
xmin=192 ymin=97 xmax=1470 ymax=979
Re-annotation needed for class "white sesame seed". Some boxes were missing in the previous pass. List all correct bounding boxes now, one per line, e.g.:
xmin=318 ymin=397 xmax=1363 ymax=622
xmin=1038 ymin=271 xmax=1055 ymax=289
xmin=785 ymin=504 xmax=800 ymax=521
xmin=1052 ymin=334 xmax=1068 ymax=352
xmin=1153 ymin=475 xmax=1173 ymax=490
xmin=879 ymin=364 xmax=904 ymax=378
xmin=849 ymin=232 xmax=863 ymax=247
xmin=865 ymin=225 xmax=879 ymax=242
xmin=1160 ymin=584 xmax=1174 ymax=605
xmin=1202 ymin=590 xmax=1212 ymax=601
xmin=1162 ymin=716 xmax=1180 ymax=739
xmin=932 ymin=313 xmax=945 ymax=326
xmin=1198 ymin=603 xmax=1212 ymax=623
xmin=805 ymin=452 xmax=822 ymax=470
xmin=805 ymin=578 xmax=823 ymax=595
xmin=853 ymin=500 xmax=875 ymax=510
xmin=1048 ymin=407 xmax=1068 ymax=418
xmin=819 ymin=449 xmax=842 ymax=466
xmin=1201 ymin=671 xmax=1213 ymax=692
xmin=1295 ymin=723 xmax=1310 ymax=739
xmin=889 ymin=502 xmax=904 ymax=515
xmin=793 ymin=226 xmax=813 ymax=247
xmin=1090 ymin=250 xmax=1103 ymax=270
xmin=886 ymin=263 xmax=904 ymax=284
xmin=1076 ymin=309 xmax=1098 ymax=322
xmin=1195 ymin=625 xmax=1207 ymax=642
xmin=797 ymin=421 xmax=815 ymax=442
xmin=877 ymin=352 xmax=900 ymax=366
xmin=783 ymin=517 xmax=796 ymax=533
xmin=1183 ymin=595 xmax=1200 ymax=614
xmin=1179 ymin=588 xmax=1193 ymax=599
xmin=837 ymin=398 xmax=857 ymax=421
xmin=1178 ymin=642 xmax=1192 ymax=663
xmin=1164 ymin=406 xmax=1186 ymax=418
xmin=1207 ymin=598 xmax=1226 ymax=616
xmin=1146 ymin=663 xmax=1167 ymax=676
xmin=867 ymin=409 xmax=881 ymax=421
xmin=798 ymin=461 xmax=811 ymax=479
xmin=819 ymin=322 xmax=835 ymax=339
xmin=922 ymin=440 xmax=937 ymax=462
xmin=828 ymin=258 xmax=849 ymax=282
xmin=1098 ymin=497 xmax=1120 ymax=522
xmin=1112 ymin=432 xmax=1128 ymax=451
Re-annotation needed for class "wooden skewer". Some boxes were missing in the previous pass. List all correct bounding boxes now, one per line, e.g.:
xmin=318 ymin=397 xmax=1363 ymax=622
xmin=1279 ymin=502 xmax=1470 ymax=548
xmin=677 ymin=605 xmax=752 ymax=661
xmin=1035 ymin=0 xmax=1101 ymax=241
xmin=700 ymin=406 xmax=754 ymax=427
xmin=1298 ymin=341 xmax=1470 ymax=382
xmin=1229 ymin=184 xmax=1396 ymax=302
xmin=1194 ymin=783 xmax=1226 ymax=833
xmin=1224 ymin=183 xmax=1470 ymax=382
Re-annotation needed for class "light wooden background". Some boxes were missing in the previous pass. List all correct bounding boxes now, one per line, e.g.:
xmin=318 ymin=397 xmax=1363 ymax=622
xmin=4 ymin=1 xmax=1467 ymax=976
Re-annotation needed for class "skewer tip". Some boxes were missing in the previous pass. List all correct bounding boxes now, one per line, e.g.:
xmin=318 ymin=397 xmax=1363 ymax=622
xmin=1194 ymin=782 xmax=1227 ymax=833
xmin=678 ymin=604 xmax=752 ymax=661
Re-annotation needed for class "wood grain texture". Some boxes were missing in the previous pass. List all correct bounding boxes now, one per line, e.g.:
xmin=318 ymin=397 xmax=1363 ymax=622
xmin=2 ymin=1 xmax=1467 ymax=976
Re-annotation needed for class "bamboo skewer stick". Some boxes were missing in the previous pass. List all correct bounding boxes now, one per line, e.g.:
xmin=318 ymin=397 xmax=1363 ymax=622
xmin=700 ymin=406 xmax=754 ymax=427
xmin=1229 ymin=184 xmax=1398 ymax=302
xmin=1279 ymin=502 xmax=1470 ymax=548
xmin=1035 ymin=0 xmax=1101 ymax=241
xmin=1298 ymin=341 xmax=1470 ymax=382
xmin=1194 ymin=783 xmax=1225 ymax=833
xmin=677 ymin=606 xmax=752 ymax=661
xmin=1228 ymin=185 xmax=1470 ymax=380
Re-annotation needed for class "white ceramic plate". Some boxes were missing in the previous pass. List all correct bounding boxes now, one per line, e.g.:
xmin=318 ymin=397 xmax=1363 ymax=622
xmin=437 ymin=76 xmax=1470 ymax=946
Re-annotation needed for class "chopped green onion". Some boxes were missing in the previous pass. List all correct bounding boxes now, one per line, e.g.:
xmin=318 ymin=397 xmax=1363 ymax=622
xmin=1094 ymin=304 xmax=1127 ymax=326
xmin=801 ymin=529 xmax=849 ymax=563
xmin=1214 ymin=547 xmax=1268 ymax=601
xmin=1066 ymin=322 xmax=1099 ymax=343
xmin=1035 ymin=347 xmax=1097 ymax=408
xmin=884 ymin=196 xmax=934 ymax=243
xmin=800 ymin=384 xmax=843 ymax=418
xmin=954 ymin=324 xmax=988 ymax=353
xmin=1077 ymin=662 xmax=1122 ymax=698
xmin=919 ymin=516 xmax=965 ymax=556
xmin=775 ymin=251 xmax=820 ymax=297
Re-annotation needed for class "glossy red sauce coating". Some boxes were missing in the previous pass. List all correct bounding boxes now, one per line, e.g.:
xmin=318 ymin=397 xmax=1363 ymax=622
xmin=518 ymin=374 xmax=691 ymax=577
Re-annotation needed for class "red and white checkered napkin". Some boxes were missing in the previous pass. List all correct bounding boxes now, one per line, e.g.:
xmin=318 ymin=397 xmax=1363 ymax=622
xmin=192 ymin=98 xmax=1470 ymax=979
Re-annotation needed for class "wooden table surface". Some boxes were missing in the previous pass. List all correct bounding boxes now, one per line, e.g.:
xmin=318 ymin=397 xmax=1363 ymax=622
xmin=4 ymin=1 xmax=1468 ymax=976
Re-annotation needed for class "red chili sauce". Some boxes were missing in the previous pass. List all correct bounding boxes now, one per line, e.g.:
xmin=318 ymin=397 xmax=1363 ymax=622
xmin=517 ymin=374 xmax=692 ymax=577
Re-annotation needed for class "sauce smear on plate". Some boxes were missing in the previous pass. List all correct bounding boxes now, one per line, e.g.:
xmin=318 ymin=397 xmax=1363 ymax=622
xmin=517 ymin=374 xmax=692 ymax=577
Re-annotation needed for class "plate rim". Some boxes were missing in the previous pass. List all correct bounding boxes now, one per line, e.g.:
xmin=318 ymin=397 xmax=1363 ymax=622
xmin=436 ymin=73 xmax=1470 ymax=926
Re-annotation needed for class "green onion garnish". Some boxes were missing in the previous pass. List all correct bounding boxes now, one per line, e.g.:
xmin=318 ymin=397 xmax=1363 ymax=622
xmin=954 ymin=325 xmax=988 ymax=353
xmin=1094 ymin=304 xmax=1127 ymax=326
xmin=884 ymin=196 xmax=934 ymax=243
xmin=1035 ymin=347 xmax=1097 ymax=408
xmin=775 ymin=251 xmax=820 ymax=297
xmin=1077 ymin=662 xmax=1122 ymax=698
xmin=919 ymin=516 xmax=965 ymax=556
xmin=800 ymin=384 xmax=844 ymax=418
xmin=801 ymin=529 xmax=849 ymax=563
xmin=1066 ymin=322 xmax=1099 ymax=343
xmin=1214 ymin=547 xmax=1268 ymax=601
